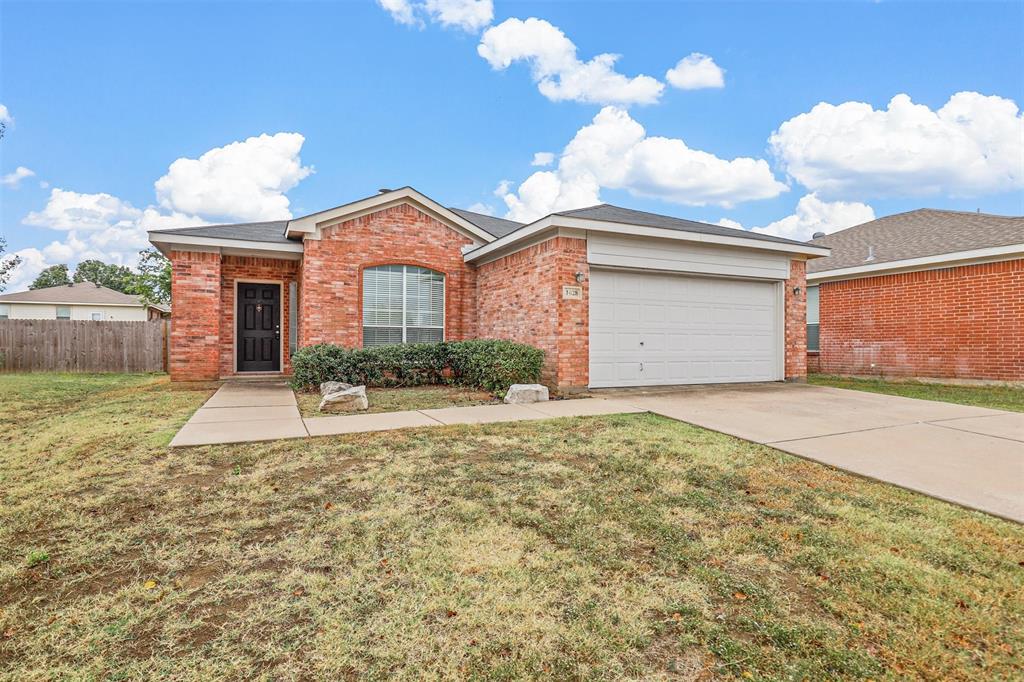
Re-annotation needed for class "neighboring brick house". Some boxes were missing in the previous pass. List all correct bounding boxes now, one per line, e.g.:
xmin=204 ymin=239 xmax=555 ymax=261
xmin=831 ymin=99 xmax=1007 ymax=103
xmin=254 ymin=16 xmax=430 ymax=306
xmin=149 ymin=187 xmax=828 ymax=388
xmin=807 ymin=209 xmax=1024 ymax=382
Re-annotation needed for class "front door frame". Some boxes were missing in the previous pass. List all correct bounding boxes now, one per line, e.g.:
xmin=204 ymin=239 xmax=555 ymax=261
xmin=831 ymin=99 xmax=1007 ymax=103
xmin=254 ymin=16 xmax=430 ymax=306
xmin=235 ymin=279 xmax=284 ymax=373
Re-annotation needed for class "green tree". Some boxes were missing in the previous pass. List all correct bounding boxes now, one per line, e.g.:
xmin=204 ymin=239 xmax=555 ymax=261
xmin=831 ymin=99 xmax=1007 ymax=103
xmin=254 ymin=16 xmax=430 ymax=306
xmin=0 ymin=237 xmax=22 ymax=292
xmin=130 ymin=249 xmax=171 ymax=305
xmin=72 ymin=259 xmax=136 ymax=292
xmin=29 ymin=263 xmax=71 ymax=290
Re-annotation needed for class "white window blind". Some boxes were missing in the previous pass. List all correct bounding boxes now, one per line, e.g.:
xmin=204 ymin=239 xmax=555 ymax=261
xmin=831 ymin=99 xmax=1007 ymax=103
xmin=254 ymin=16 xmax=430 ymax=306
xmin=363 ymin=265 xmax=444 ymax=347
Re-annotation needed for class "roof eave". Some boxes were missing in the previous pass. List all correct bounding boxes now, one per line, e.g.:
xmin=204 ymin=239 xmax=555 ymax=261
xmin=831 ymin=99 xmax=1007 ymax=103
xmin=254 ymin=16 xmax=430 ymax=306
xmin=148 ymin=232 xmax=305 ymax=259
xmin=464 ymin=214 xmax=830 ymax=263
xmin=807 ymin=243 xmax=1024 ymax=282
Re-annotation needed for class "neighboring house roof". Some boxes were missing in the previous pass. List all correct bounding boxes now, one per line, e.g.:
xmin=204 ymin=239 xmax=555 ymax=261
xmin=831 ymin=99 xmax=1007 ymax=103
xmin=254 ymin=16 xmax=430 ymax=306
xmin=809 ymin=209 xmax=1024 ymax=275
xmin=552 ymin=204 xmax=816 ymax=248
xmin=148 ymin=220 xmax=292 ymax=244
xmin=448 ymin=208 xmax=523 ymax=238
xmin=0 ymin=284 xmax=145 ymax=306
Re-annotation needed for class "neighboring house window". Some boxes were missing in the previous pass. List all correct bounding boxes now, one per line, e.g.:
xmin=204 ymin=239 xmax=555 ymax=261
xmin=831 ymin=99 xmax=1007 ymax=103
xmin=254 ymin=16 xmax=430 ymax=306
xmin=0 ymin=304 xmax=9 ymax=320
xmin=806 ymin=285 xmax=820 ymax=352
xmin=56 ymin=306 xmax=71 ymax=320
xmin=91 ymin=312 xmax=103 ymax=321
xmin=363 ymin=265 xmax=445 ymax=347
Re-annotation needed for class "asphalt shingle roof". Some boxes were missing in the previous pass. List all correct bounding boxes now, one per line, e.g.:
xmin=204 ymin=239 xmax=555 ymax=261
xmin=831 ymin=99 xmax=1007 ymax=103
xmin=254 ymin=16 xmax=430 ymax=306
xmin=553 ymin=204 xmax=817 ymax=248
xmin=808 ymin=209 xmax=1024 ymax=273
xmin=0 ymin=284 xmax=145 ymax=305
xmin=447 ymin=208 xmax=523 ymax=238
xmin=148 ymin=220 xmax=292 ymax=244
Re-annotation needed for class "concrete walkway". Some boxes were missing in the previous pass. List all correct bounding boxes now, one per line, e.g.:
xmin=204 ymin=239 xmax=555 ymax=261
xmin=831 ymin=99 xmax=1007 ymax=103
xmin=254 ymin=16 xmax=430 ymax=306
xmin=169 ymin=381 xmax=645 ymax=447
xmin=620 ymin=383 xmax=1024 ymax=523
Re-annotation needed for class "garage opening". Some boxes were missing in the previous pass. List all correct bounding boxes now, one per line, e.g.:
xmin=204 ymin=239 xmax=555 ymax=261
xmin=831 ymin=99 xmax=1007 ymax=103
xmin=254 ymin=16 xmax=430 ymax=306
xmin=588 ymin=268 xmax=782 ymax=388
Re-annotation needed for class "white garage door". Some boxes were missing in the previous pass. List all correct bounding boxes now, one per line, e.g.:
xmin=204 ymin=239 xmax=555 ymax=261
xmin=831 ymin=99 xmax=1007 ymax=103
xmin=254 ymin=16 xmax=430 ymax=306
xmin=589 ymin=269 xmax=781 ymax=388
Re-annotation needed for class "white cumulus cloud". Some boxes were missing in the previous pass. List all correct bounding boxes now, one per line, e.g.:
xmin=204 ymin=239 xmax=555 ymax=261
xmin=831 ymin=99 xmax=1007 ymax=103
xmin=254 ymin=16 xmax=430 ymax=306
xmin=378 ymin=0 xmax=492 ymax=32
xmin=531 ymin=151 xmax=555 ymax=167
xmin=465 ymin=202 xmax=494 ymax=215
xmin=478 ymin=18 xmax=664 ymax=105
xmin=720 ymin=193 xmax=875 ymax=242
xmin=377 ymin=0 xmax=419 ymax=26
xmin=10 ymin=132 xmax=310 ymax=292
xmin=0 ymin=104 xmax=11 ymax=125
xmin=770 ymin=91 xmax=1024 ymax=198
xmin=499 ymin=106 xmax=787 ymax=222
xmin=1 ymin=166 xmax=36 ymax=189
xmin=154 ymin=132 xmax=312 ymax=222
xmin=665 ymin=53 xmax=725 ymax=90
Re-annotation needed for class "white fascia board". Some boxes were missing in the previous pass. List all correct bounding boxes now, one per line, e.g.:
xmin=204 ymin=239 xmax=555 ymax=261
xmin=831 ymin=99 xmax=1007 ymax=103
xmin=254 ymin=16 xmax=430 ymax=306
xmin=807 ymin=243 xmax=1024 ymax=282
xmin=463 ymin=215 xmax=829 ymax=263
xmin=148 ymin=232 xmax=304 ymax=259
xmin=284 ymin=187 xmax=495 ymax=244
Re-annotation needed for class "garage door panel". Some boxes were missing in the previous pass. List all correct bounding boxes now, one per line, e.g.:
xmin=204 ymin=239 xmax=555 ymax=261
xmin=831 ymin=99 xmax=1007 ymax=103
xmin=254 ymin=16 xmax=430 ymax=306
xmin=589 ymin=269 xmax=780 ymax=388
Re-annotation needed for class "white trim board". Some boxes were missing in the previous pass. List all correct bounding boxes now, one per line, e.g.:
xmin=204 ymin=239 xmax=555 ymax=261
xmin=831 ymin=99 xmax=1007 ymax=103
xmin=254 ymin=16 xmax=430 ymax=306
xmin=464 ymin=215 xmax=830 ymax=264
xmin=285 ymin=187 xmax=495 ymax=244
xmin=807 ymin=243 xmax=1024 ymax=282
xmin=149 ymin=232 xmax=304 ymax=259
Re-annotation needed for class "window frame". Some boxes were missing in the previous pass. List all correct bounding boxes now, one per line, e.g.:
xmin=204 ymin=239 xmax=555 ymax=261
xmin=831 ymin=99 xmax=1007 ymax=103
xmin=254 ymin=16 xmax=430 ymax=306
xmin=56 ymin=305 xmax=71 ymax=320
xmin=806 ymin=285 xmax=820 ymax=352
xmin=0 ymin=304 xmax=9 ymax=320
xmin=362 ymin=264 xmax=446 ymax=347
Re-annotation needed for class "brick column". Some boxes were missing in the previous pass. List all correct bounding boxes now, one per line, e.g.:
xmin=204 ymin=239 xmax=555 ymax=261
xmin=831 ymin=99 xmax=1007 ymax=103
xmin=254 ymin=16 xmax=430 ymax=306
xmin=169 ymin=250 xmax=222 ymax=381
xmin=784 ymin=259 xmax=807 ymax=381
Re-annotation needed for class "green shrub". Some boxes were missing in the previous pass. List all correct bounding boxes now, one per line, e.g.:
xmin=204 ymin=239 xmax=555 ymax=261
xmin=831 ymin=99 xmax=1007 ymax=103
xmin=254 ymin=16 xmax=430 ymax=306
xmin=291 ymin=340 xmax=544 ymax=396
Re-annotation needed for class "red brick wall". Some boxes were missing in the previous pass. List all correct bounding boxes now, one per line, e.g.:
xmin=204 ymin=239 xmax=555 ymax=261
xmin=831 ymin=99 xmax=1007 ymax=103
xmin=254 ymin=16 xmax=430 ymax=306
xmin=816 ymin=259 xmax=1024 ymax=381
xmin=169 ymin=250 xmax=221 ymax=381
xmin=785 ymin=259 xmax=808 ymax=381
xmin=477 ymin=237 xmax=589 ymax=389
xmin=219 ymin=256 xmax=300 ymax=377
xmin=299 ymin=203 xmax=478 ymax=348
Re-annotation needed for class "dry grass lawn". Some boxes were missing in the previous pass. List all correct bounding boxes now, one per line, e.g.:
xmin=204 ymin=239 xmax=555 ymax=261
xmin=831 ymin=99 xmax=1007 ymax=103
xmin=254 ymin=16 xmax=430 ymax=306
xmin=297 ymin=385 xmax=498 ymax=418
xmin=1 ymin=373 xmax=1022 ymax=680
xmin=809 ymin=374 xmax=1024 ymax=413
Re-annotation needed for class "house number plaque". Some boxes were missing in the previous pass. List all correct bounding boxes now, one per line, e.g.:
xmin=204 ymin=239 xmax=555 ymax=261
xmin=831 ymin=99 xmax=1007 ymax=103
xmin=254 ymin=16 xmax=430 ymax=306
xmin=561 ymin=285 xmax=583 ymax=300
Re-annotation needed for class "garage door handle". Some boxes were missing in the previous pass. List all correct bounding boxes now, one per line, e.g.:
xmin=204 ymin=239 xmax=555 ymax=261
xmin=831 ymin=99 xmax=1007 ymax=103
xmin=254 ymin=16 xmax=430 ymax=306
xmin=640 ymin=362 xmax=644 ymax=372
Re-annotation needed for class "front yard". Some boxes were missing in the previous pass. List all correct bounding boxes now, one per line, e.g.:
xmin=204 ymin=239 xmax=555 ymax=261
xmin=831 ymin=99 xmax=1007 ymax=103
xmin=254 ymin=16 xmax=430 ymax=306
xmin=809 ymin=374 xmax=1024 ymax=412
xmin=296 ymin=384 xmax=498 ymax=418
xmin=1 ymin=374 xmax=1022 ymax=680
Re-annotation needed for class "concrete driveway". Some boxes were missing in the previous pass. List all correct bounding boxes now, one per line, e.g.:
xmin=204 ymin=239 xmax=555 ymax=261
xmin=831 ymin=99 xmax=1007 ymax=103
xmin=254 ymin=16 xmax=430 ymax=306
xmin=619 ymin=383 xmax=1024 ymax=523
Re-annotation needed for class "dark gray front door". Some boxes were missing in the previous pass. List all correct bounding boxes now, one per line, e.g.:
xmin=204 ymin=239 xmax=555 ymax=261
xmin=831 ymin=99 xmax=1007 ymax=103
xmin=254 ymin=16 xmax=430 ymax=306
xmin=237 ymin=283 xmax=281 ymax=372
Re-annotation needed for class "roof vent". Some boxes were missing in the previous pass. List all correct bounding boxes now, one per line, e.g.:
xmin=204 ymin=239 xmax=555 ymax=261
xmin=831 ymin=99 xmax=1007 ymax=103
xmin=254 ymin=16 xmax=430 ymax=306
xmin=811 ymin=231 xmax=826 ymax=240
xmin=68 ymin=282 xmax=74 ymax=287
xmin=378 ymin=188 xmax=392 ymax=194
xmin=95 ymin=282 xmax=102 ymax=288
xmin=865 ymin=245 xmax=876 ymax=262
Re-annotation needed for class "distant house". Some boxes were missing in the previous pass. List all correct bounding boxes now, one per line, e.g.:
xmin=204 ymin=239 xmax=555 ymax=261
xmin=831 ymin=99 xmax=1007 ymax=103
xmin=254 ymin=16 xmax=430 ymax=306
xmin=0 ymin=284 xmax=168 ymax=322
xmin=807 ymin=209 xmax=1023 ymax=382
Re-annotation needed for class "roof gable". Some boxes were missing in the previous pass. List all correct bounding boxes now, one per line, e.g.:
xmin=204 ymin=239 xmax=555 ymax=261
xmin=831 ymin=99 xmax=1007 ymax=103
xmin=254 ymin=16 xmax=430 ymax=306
xmin=285 ymin=187 xmax=495 ymax=244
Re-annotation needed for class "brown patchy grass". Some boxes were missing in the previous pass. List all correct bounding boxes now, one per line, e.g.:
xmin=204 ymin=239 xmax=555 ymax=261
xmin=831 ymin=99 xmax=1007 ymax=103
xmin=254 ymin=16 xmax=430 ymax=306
xmin=1 ymin=373 xmax=1023 ymax=680
xmin=296 ymin=384 xmax=499 ymax=417
xmin=809 ymin=374 xmax=1024 ymax=413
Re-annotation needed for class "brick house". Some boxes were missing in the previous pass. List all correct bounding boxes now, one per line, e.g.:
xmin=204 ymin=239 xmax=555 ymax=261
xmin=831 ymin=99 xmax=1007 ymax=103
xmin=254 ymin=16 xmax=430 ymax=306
xmin=807 ymin=209 xmax=1024 ymax=382
xmin=148 ymin=187 xmax=828 ymax=389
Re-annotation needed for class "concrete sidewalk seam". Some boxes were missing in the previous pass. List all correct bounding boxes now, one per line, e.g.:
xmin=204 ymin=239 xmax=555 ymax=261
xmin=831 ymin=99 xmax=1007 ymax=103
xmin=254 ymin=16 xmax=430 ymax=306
xmin=764 ymin=420 xmax=931 ymax=445
xmin=926 ymin=420 xmax=1024 ymax=445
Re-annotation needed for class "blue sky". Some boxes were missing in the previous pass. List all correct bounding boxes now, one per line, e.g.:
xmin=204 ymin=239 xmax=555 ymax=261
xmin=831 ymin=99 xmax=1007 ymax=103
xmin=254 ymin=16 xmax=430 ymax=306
xmin=1 ymin=0 xmax=1022 ymax=290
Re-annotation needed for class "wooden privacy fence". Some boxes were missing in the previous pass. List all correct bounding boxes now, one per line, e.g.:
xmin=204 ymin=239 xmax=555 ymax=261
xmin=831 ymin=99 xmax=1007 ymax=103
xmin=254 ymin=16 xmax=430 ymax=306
xmin=0 ymin=319 xmax=169 ymax=373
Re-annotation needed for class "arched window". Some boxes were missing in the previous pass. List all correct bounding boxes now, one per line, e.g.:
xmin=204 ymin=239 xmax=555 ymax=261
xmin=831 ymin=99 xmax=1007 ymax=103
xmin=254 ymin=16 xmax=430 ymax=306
xmin=363 ymin=265 xmax=445 ymax=347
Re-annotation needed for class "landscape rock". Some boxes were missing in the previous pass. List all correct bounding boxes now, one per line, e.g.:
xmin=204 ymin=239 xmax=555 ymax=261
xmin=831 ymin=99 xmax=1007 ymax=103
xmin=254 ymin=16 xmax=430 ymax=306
xmin=319 ymin=385 xmax=368 ymax=412
xmin=503 ymin=384 xmax=549 ymax=404
xmin=320 ymin=381 xmax=353 ymax=396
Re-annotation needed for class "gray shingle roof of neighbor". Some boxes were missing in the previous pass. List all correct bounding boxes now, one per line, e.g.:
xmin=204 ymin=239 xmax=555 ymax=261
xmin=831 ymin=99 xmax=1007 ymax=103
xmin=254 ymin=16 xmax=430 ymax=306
xmin=0 ymin=284 xmax=145 ymax=305
xmin=552 ymin=204 xmax=817 ymax=248
xmin=447 ymin=207 xmax=524 ymax=238
xmin=808 ymin=208 xmax=1024 ymax=273
xmin=148 ymin=220 xmax=293 ymax=244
